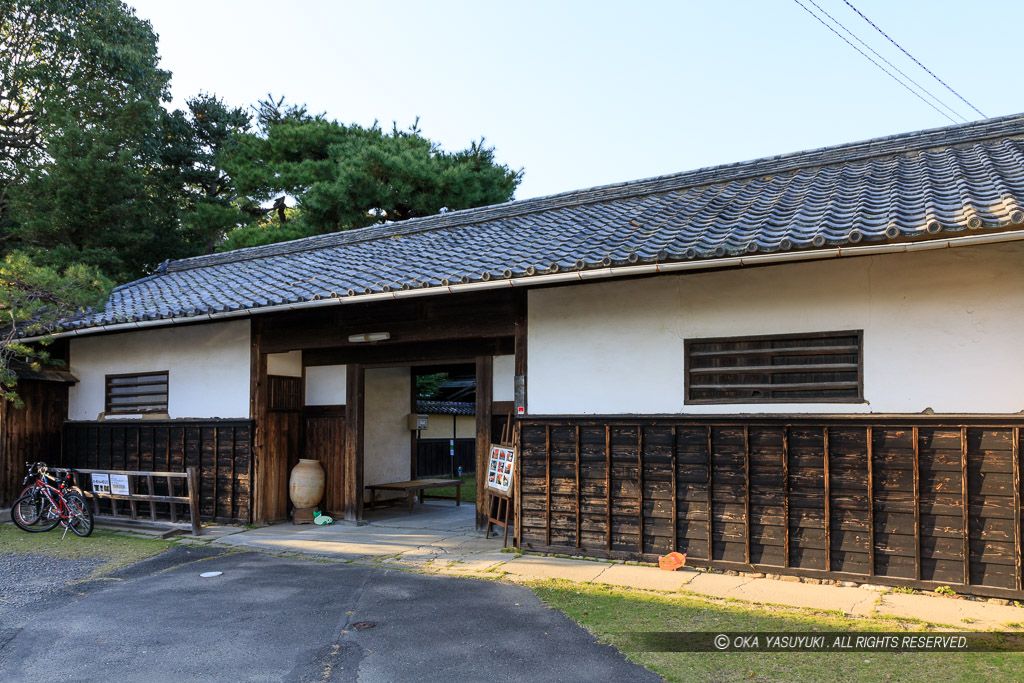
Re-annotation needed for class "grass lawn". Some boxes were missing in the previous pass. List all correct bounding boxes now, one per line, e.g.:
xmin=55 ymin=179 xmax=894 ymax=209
xmin=0 ymin=523 xmax=173 ymax=578
xmin=426 ymin=473 xmax=476 ymax=504
xmin=534 ymin=581 xmax=1024 ymax=682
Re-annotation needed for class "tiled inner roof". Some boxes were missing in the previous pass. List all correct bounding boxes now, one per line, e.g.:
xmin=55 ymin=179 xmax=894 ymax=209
xmin=70 ymin=113 xmax=1024 ymax=331
xmin=416 ymin=400 xmax=475 ymax=416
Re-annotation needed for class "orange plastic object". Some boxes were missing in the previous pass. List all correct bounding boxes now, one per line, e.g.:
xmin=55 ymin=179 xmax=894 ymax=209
xmin=658 ymin=551 xmax=687 ymax=571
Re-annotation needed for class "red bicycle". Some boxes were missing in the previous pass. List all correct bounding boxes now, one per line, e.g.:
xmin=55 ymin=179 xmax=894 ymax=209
xmin=12 ymin=462 xmax=93 ymax=537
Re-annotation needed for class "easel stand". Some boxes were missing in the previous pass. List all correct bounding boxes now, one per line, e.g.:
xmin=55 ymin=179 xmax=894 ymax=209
xmin=485 ymin=491 xmax=512 ymax=547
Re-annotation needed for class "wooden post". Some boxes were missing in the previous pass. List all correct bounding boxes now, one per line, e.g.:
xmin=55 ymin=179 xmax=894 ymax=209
xmin=213 ymin=426 xmax=219 ymax=521
xmin=961 ymin=426 xmax=970 ymax=586
xmin=706 ymin=426 xmax=714 ymax=562
xmin=544 ymin=425 xmax=551 ymax=547
xmin=250 ymin=325 xmax=268 ymax=525
xmin=146 ymin=476 xmax=156 ymax=522
xmin=187 ymin=466 xmax=201 ymax=537
xmin=575 ymin=425 xmax=581 ymax=549
xmin=671 ymin=426 xmax=678 ymax=553
xmin=912 ymin=426 xmax=921 ymax=581
xmin=513 ymin=290 xmax=527 ymax=412
xmin=637 ymin=427 xmax=644 ymax=555
xmin=343 ymin=364 xmax=365 ymax=522
xmin=605 ymin=425 xmax=612 ymax=552
xmin=1014 ymin=427 xmax=1022 ymax=592
xmin=823 ymin=427 xmax=830 ymax=572
xmin=867 ymin=426 xmax=874 ymax=576
xmin=475 ymin=356 xmax=493 ymax=530
xmin=782 ymin=426 xmax=790 ymax=568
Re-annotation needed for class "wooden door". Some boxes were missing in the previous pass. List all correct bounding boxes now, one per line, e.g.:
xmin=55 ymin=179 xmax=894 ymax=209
xmin=303 ymin=406 xmax=346 ymax=516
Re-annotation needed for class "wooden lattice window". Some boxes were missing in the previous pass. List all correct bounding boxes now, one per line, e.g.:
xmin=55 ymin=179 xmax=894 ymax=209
xmin=685 ymin=331 xmax=863 ymax=404
xmin=105 ymin=371 xmax=169 ymax=414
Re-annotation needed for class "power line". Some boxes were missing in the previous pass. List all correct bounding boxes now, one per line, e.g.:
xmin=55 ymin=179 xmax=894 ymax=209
xmin=790 ymin=0 xmax=959 ymax=124
xmin=804 ymin=0 xmax=967 ymax=122
xmin=842 ymin=0 xmax=987 ymax=119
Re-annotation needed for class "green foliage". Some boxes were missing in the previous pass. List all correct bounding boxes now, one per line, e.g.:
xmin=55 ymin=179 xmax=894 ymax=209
xmin=162 ymin=93 xmax=252 ymax=253
xmin=219 ymin=99 xmax=522 ymax=250
xmin=0 ymin=0 xmax=169 ymax=211
xmin=0 ymin=252 xmax=110 ymax=404
xmin=416 ymin=372 xmax=450 ymax=399
xmin=934 ymin=585 xmax=957 ymax=597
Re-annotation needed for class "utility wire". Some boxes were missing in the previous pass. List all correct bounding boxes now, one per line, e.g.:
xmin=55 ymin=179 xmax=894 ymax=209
xmin=842 ymin=0 xmax=987 ymax=119
xmin=790 ymin=0 xmax=959 ymax=125
xmin=804 ymin=0 xmax=967 ymax=122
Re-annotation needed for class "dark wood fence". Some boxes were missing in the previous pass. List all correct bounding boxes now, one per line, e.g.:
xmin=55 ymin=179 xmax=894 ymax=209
xmin=62 ymin=420 xmax=253 ymax=523
xmin=519 ymin=417 xmax=1024 ymax=599
xmin=1 ymin=380 xmax=68 ymax=508
xmin=417 ymin=438 xmax=476 ymax=477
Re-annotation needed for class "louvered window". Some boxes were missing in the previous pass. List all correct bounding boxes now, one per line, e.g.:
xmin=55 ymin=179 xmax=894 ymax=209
xmin=685 ymin=331 xmax=863 ymax=404
xmin=105 ymin=372 xmax=169 ymax=414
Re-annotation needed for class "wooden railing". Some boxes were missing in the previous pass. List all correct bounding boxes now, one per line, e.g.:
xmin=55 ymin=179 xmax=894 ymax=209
xmin=75 ymin=467 xmax=201 ymax=536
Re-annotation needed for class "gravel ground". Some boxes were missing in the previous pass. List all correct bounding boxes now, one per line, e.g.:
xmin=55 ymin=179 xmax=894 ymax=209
xmin=0 ymin=551 xmax=104 ymax=612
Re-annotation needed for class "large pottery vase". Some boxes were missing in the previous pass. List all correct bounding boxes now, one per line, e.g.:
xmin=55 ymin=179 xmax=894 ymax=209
xmin=289 ymin=459 xmax=325 ymax=509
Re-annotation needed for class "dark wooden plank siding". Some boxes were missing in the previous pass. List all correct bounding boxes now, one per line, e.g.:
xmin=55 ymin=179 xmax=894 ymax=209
xmin=62 ymin=420 xmax=253 ymax=523
xmin=0 ymin=380 xmax=69 ymax=508
xmin=519 ymin=416 xmax=1024 ymax=600
xmin=303 ymin=408 xmax=346 ymax=516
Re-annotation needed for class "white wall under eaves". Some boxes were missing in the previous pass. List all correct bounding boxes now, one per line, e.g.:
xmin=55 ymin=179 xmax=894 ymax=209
xmin=68 ymin=319 xmax=251 ymax=420
xmin=527 ymin=241 xmax=1024 ymax=415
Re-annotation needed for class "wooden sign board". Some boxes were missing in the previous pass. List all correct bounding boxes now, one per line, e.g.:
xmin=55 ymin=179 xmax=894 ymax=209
xmin=485 ymin=444 xmax=515 ymax=496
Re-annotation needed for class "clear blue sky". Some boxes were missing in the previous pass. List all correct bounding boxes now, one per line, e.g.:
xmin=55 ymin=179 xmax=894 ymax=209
xmin=127 ymin=0 xmax=1024 ymax=201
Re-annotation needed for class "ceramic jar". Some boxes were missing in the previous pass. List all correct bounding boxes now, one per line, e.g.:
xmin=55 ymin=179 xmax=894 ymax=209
xmin=289 ymin=459 xmax=325 ymax=509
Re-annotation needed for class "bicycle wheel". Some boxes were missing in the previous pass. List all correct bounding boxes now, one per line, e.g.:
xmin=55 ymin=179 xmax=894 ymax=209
xmin=11 ymin=492 xmax=61 ymax=532
xmin=64 ymin=492 xmax=94 ymax=537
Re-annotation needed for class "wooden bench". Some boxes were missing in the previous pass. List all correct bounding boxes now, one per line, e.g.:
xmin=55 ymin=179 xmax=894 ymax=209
xmin=366 ymin=478 xmax=461 ymax=513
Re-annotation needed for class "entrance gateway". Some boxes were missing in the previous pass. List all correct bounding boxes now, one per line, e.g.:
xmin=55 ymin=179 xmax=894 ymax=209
xmin=252 ymin=288 xmax=523 ymax=529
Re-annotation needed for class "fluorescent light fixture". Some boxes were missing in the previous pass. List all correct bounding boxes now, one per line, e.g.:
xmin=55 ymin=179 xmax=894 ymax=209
xmin=347 ymin=332 xmax=391 ymax=343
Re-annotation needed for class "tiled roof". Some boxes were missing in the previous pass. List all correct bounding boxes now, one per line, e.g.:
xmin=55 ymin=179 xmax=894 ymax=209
xmin=416 ymin=400 xmax=475 ymax=416
xmin=62 ymin=113 xmax=1024 ymax=332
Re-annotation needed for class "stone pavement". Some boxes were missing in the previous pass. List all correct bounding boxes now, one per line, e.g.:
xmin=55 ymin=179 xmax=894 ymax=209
xmin=203 ymin=501 xmax=1024 ymax=631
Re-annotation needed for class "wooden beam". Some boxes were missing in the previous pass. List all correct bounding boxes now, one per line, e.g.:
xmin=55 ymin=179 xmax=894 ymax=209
xmin=637 ymin=427 xmax=644 ymax=555
xmin=823 ymin=427 xmax=830 ymax=572
xmin=261 ymin=311 xmax=514 ymax=354
xmin=913 ymin=426 xmax=921 ymax=582
xmin=514 ymin=289 xmax=527 ymax=415
xmin=343 ymin=364 xmax=365 ymax=522
xmin=961 ymin=426 xmax=970 ymax=586
xmin=706 ymin=425 xmax=714 ymax=562
xmin=671 ymin=426 xmax=678 ymax=553
xmin=250 ymin=326 xmax=268 ymax=525
xmin=475 ymin=355 xmax=493 ymax=530
xmin=867 ymin=426 xmax=874 ymax=576
xmin=303 ymin=337 xmax=514 ymax=367
xmin=782 ymin=425 xmax=790 ymax=568
xmin=545 ymin=425 xmax=551 ymax=547
xmin=575 ymin=425 xmax=581 ymax=549
xmin=606 ymin=425 xmax=612 ymax=552
xmin=744 ymin=425 xmax=750 ymax=565
xmin=1015 ymin=427 xmax=1022 ymax=592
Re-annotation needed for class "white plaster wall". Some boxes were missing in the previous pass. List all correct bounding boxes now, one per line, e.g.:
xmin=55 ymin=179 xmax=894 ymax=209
xmin=305 ymin=365 xmax=347 ymax=405
xmin=493 ymin=355 xmax=515 ymax=401
xmin=528 ymin=242 xmax=1024 ymax=415
xmin=69 ymin=320 xmax=251 ymax=420
xmin=364 ymin=367 xmax=411 ymax=500
xmin=419 ymin=414 xmax=476 ymax=439
xmin=267 ymin=351 xmax=302 ymax=377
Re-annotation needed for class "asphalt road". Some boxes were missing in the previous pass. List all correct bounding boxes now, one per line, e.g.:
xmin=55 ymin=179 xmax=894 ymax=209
xmin=0 ymin=547 xmax=657 ymax=682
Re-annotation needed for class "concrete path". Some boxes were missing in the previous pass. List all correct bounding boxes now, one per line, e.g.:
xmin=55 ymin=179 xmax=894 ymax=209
xmin=0 ymin=546 xmax=654 ymax=682
xmin=208 ymin=501 xmax=1024 ymax=632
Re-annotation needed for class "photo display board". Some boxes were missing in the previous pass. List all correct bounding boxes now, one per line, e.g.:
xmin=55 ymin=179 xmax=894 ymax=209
xmin=486 ymin=445 xmax=516 ymax=496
